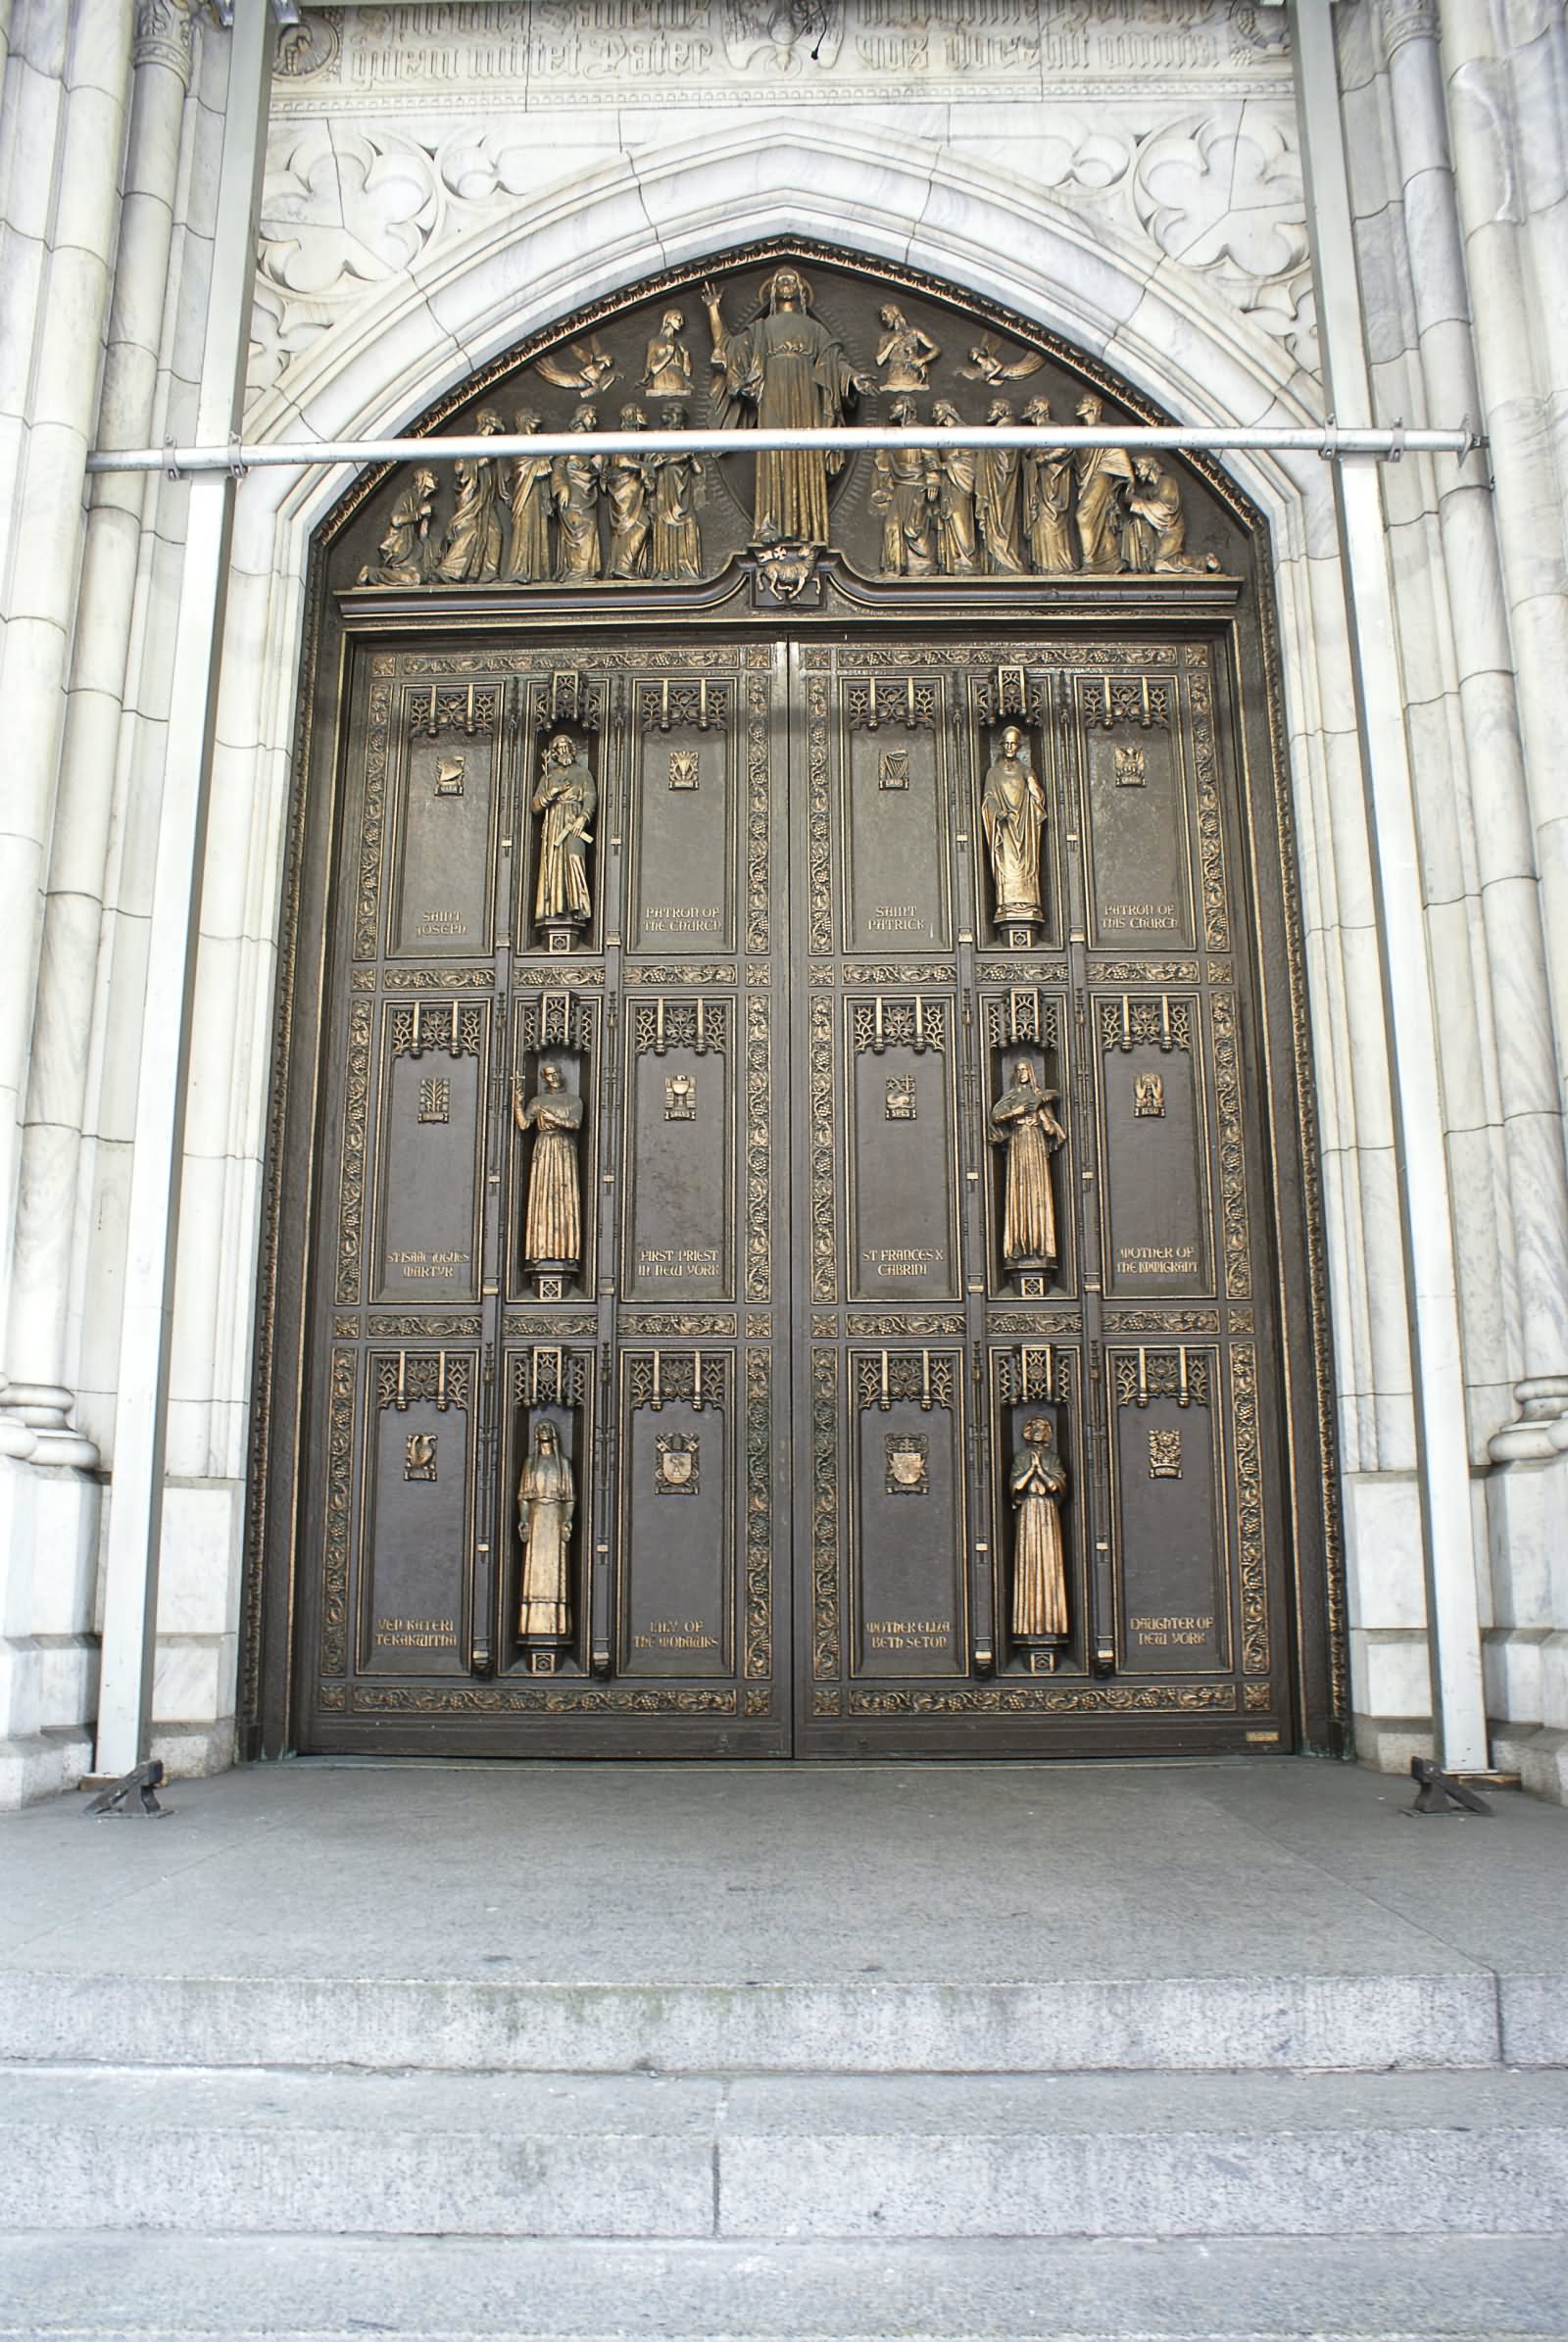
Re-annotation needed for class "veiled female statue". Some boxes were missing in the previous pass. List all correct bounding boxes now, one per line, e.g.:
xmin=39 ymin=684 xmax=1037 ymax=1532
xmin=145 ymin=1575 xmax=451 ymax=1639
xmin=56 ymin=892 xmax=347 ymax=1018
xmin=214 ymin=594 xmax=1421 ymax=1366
xmin=359 ymin=466 xmax=438 ymax=586
xmin=981 ymin=724 xmax=1047 ymax=926
xmin=514 ymin=1061 xmax=583 ymax=1271
xmin=1021 ymin=398 xmax=1074 ymax=575
xmin=436 ymin=410 xmax=505 ymax=583
xmin=702 ymin=267 xmax=865 ymax=546
xmin=990 ymin=1059 xmax=1065 ymax=1269
xmin=505 ymin=409 xmax=554 ymax=583
xmin=532 ymin=732 xmax=596 ymax=931
xmin=1009 ymin=1417 xmax=1069 ymax=1645
xmin=516 ymin=1419 xmax=574 ymax=1641
xmin=640 ymin=308 xmax=693 ymax=399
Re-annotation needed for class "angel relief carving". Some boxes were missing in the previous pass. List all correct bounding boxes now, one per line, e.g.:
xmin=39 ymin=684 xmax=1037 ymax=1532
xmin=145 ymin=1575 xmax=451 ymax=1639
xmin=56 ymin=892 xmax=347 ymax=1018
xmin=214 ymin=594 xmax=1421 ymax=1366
xmin=345 ymin=268 xmax=1226 ymax=592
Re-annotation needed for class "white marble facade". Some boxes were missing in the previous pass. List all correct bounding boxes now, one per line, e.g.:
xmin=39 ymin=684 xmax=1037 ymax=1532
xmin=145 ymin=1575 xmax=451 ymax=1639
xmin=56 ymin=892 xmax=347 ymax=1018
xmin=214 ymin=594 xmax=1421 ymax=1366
xmin=0 ymin=0 xmax=1564 ymax=1804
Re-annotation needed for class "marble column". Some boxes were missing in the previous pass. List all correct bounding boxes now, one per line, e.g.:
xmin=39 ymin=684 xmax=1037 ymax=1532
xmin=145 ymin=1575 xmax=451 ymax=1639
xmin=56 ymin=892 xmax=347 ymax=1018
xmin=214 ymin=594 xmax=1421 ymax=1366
xmin=6 ymin=0 xmax=197 ymax=1465
xmin=1374 ymin=1 xmax=1568 ymax=1462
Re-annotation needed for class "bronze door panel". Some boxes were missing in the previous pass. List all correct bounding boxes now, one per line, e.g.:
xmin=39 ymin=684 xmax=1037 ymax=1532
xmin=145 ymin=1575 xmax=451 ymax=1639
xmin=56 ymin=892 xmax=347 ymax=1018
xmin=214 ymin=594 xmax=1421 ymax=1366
xmin=293 ymin=628 xmax=1301 ymax=1759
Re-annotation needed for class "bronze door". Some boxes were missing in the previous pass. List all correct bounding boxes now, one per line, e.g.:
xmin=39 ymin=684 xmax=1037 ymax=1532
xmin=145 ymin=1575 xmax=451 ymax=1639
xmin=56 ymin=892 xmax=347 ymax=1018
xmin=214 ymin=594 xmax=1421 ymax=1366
xmin=292 ymin=629 xmax=1295 ymax=1757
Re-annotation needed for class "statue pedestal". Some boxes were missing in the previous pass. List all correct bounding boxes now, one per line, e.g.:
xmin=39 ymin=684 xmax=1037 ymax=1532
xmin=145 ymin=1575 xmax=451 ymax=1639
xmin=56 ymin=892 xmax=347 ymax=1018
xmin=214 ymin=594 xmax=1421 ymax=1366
xmin=531 ymin=1263 xmax=576 ymax=1301
xmin=523 ymin=1645 xmax=564 ymax=1677
xmin=537 ymin=917 xmax=585 ymax=956
xmin=997 ymin=913 xmax=1044 ymax=951
xmin=1007 ymin=1260 xmax=1054 ymax=1298
xmin=1019 ymin=1642 xmax=1065 ymax=1675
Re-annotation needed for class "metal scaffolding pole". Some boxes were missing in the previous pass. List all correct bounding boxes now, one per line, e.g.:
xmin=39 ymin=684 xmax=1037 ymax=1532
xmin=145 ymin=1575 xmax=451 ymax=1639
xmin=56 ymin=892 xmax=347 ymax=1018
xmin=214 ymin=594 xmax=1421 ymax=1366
xmin=83 ymin=421 xmax=1482 ymax=476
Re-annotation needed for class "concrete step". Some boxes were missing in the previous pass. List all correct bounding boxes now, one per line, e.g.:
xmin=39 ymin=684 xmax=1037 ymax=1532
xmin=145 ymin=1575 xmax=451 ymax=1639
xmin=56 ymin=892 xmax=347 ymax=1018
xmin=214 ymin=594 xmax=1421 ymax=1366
xmin=3 ymin=2231 xmax=1568 ymax=2342
xmin=0 ymin=1964 xmax=1534 ymax=2074
xmin=3 ymin=2064 xmax=1566 ymax=2241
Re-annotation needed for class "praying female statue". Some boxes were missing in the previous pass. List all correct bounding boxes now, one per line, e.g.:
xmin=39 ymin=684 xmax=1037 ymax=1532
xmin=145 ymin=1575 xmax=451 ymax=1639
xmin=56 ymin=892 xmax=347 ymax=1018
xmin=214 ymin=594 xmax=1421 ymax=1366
xmin=981 ymin=724 xmax=1047 ymax=926
xmin=358 ymin=467 xmax=438 ymax=586
xmin=1009 ymin=1417 xmax=1069 ymax=1646
xmin=640 ymin=309 xmax=693 ymax=400
xmin=990 ymin=1059 xmax=1065 ymax=1270
xmin=701 ymin=267 xmax=866 ymax=546
xmin=516 ymin=1419 xmax=574 ymax=1642
xmin=436 ymin=410 xmax=505 ymax=583
xmin=514 ymin=1061 xmax=583 ymax=1272
xmin=532 ymin=732 xmax=596 ymax=932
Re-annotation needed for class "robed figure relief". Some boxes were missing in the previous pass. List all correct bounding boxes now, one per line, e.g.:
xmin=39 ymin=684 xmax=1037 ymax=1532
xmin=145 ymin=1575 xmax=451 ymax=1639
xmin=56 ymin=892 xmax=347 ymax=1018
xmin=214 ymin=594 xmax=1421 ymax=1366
xmin=640 ymin=308 xmax=693 ymax=400
xmin=981 ymin=725 xmax=1047 ymax=928
xmin=975 ymin=399 xmax=1026 ymax=574
xmin=1122 ymin=455 xmax=1210 ymax=574
xmin=607 ymin=404 xmax=655 ymax=580
xmin=1074 ymin=393 xmax=1135 ymax=572
xmin=990 ymin=1060 xmax=1065 ymax=1272
xmin=1009 ymin=1417 xmax=1069 ymax=1650
xmin=532 ymin=732 xmax=596 ymax=934
xmin=436 ymin=410 xmax=505 ymax=584
xmin=514 ymin=1061 xmax=584 ymax=1273
xmin=702 ymin=268 xmax=866 ymax=546
xmin=930 ymin=400 xmax=978 ymax=575
xmin=553 ymin=408 xmax=604 ymax=582
xmin=875 ymin=303 xmax=941 ymax=392
xmin=653 ymin=406 xmax=705 ymax=581
xmin=516 ymin=1419 xmax=574 ymax=1643
xmin=870 ymin=400 xmax=937 ymax=576
xmin=1021 ymin=398 xmax=1074 ymax=574
xmin=505 ymin=410 xmax=554 ymax=583
xmin=359 ymin=466 xmax=438 ymax=586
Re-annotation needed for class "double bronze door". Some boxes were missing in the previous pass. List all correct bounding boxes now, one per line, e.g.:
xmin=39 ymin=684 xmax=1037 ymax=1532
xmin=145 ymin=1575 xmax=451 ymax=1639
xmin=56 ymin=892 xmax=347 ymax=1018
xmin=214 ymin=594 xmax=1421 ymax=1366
xmin=296 ymin=629 xmax=1294 ymax=1756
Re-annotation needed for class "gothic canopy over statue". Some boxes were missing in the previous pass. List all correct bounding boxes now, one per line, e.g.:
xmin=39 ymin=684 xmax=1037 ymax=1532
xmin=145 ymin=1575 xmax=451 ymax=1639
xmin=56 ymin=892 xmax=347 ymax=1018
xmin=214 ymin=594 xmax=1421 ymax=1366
xmin=338 ymin=243 xmax=1245 ymax=596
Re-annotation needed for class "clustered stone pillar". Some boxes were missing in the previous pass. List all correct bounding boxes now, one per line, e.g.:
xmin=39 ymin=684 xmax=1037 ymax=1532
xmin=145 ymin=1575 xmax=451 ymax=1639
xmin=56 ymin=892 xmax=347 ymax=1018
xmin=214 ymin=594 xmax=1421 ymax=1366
xmin=6 ymin=0 xmax=196 ymax=1467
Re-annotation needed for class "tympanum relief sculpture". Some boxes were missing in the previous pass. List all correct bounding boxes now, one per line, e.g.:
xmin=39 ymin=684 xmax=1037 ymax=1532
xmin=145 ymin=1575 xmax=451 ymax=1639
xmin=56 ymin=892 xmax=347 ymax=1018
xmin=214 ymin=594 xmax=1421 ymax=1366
xmin=349 ymin=259 xmax=1223 ymax=591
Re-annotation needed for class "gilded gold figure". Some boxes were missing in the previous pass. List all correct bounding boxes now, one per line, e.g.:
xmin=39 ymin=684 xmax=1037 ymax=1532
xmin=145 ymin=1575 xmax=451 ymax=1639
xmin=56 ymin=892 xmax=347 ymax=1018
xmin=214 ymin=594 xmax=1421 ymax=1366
xmin=990 ymin=1059 xmax=1065 ymax=1269
xmin=505 ymin=409 xmax=554 ymax=583
xmin=875 ymin=303 xmax=941 ymax=392
xmin=929 ymin=399 xmax=977 ymax=576
xmin=532 ymin=732 xmax=596 ymax=931
xmin=1009 ymin=1417 xmax=1069 ymax=1643
xmin=870 ymin=399 xmax=938 ymax=576
xmin=516 ymin=1419 xmax=574 ymax=1639
xmin=981 ymin=725 xmax=1047 ymax=926
xmin=553 ymin=407 xmax=604 ymax=581
xmin=436 ymin=411 xmax=505 ymax=583
xmin=607 ymin=404 xmax=655 ymax=580
xmin=702 ymin=268 xmax=866 ymax=546
xmin=975 ymin=398 xmax=1026 ymax=574
xmin=515 ymin=1061 xmax=584 ymax=1270
xmin=1021 ymin=398 xmax=1074 ymax=575
xmin=1122 ymin=455 xmax=1208 ymax=573
xmin=1073 ymin=393 xmax=1135 ymax=572
xmin=640 ymin=309 xmax=693 ymax=400
xmin=652 ymin=405 xmax=705 ymax=581
xmin=358 ymin=466 xmax=438 ymax=586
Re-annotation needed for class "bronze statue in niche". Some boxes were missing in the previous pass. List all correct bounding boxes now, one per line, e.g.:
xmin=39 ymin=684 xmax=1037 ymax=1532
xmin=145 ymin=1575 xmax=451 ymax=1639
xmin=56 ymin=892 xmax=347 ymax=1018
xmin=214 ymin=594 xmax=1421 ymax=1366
xmin=1021 ymin=398 xmax=1074 ymax=575
xmin=505 ymin=410 xmax=554 ymax=583
xmin=516 ymin=1418 xmax=574 ymax=1649
xmin=515 ymin=1061 xmax=584 ymax=1275
xmin=990 ymin=1060 xmax=1065 ymax=1274
xmin=553 ymin=407 xmax=604 ymax=582
xmin=981 ymin=724 xmax=1047 ymax=930
xmin=702 ymin=266 xmax=866 ymax=546
xmin=652 ymin=406 xmax=705 ymax=580
xmin=532 ymin=731 xmax=596 ymax=938
xmin=870 ymin=400 xmax=938 ymax=577
xmin=357 ymin=466 xmax=438 ymax=586
xmin=436 ymin=410 xmax=505 ymax=583
xmin=1009 ymin=1416 xmax=1069 ymax=1657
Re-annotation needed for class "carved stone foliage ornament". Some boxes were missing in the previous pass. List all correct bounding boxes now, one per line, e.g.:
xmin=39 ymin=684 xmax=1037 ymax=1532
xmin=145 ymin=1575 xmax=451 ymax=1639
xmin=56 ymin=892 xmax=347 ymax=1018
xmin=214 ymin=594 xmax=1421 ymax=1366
xmin=338 ymin=255 xmax=1240 ymax=600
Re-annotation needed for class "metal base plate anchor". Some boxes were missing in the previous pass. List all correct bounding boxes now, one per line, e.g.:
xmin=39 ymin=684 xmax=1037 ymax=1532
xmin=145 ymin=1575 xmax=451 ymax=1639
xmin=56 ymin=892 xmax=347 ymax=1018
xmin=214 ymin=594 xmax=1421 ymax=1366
xmin=1405 ymin=1756 xmax=1493 ymax=1818
xmin=83 ymin=1759 xmax=171 ymax=1819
